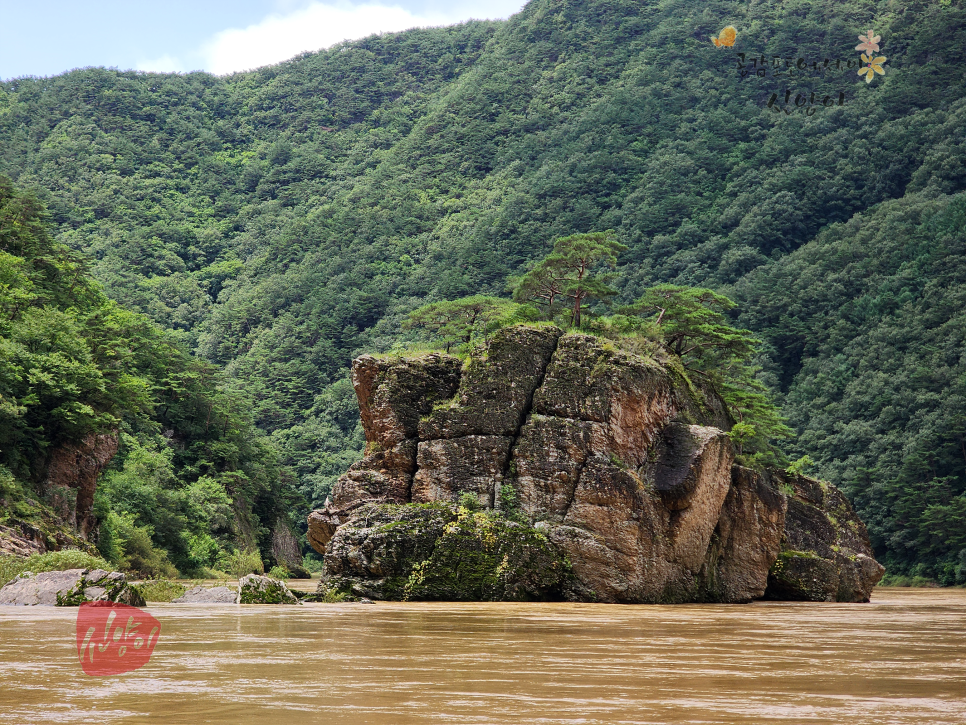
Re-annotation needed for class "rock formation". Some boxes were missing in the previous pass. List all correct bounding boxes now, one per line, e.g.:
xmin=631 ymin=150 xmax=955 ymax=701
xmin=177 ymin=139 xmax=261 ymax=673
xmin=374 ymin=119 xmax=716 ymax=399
xmin=0 ymin=568 xmax=144 ymax=607
xmin=172 ymin=585 xmax=239 ymax=604
xmin=322 ymin=502 xmax=578 ymax=601
xmin=270 ymin=519 xmax=310 ymax=578
xmin=766 ymin=472 xmax=885 ymax=602
xmin=309 ymin=325 xmax=884 ymax=603
xmin=43 ymin=432 xmax=119 ymax=540
xmin=0 ymin=433 xmax=119 ymax=558
xmin=237 ymin=574 xmax=300 ymax=604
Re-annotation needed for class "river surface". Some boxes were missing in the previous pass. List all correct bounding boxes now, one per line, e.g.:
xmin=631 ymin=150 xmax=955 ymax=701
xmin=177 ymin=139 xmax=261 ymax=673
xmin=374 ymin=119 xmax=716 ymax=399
xmin=1 ymin=588 xmax=964 ymax=724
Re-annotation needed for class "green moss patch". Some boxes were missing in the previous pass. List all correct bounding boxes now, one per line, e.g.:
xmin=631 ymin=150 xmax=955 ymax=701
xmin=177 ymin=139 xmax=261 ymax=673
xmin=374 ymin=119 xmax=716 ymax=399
xmin=323 ymin=503 xmax=574 ymax=602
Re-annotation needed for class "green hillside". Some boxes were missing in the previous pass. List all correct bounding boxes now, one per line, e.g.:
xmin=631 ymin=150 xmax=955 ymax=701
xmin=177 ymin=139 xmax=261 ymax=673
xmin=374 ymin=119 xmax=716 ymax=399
xmin=1 ymin=0 xmax=964 ymax=581
xmin=0 ymin=178 xmax=294 ymax=577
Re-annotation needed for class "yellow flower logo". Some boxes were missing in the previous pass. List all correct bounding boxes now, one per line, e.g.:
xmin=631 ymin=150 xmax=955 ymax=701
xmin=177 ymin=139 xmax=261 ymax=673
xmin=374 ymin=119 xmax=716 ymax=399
xmin=712 ymin=26 xmax=737 ymax=48
xmin=858 ymin=52 xmax=887 ymax=83
xmin=855 ymin=29 xmax=881 ymax=53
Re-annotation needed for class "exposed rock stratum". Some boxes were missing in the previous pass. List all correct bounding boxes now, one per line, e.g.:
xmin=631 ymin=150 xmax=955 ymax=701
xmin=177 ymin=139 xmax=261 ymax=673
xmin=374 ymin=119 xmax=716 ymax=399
xmin=309 ymin=326 xmax=884 ymax=603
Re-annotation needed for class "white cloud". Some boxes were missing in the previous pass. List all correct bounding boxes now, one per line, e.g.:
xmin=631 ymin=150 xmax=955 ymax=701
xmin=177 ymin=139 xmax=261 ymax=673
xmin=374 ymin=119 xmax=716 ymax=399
xmin=202 ymin=2 xmax=463 ymax=75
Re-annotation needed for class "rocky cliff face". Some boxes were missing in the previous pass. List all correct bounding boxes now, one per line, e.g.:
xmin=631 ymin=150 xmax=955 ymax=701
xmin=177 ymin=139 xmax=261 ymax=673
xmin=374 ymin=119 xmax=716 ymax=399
xmin=43 ymin=432 xmax=119 ymax=540
xmin=0 ymin=432 xmax=119 ymax=558
xmin=309 ymin=325 xmax=884 ymax=603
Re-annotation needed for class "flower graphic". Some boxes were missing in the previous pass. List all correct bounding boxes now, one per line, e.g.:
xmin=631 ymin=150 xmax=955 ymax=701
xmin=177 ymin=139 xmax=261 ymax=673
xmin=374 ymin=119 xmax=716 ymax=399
xmin=856 ymin=29 xmax=881 ymax=53
xmin=858 ymin=52 xmax=887 ymax=83
xmin=712 ymin=26 xmax=737 ymax=48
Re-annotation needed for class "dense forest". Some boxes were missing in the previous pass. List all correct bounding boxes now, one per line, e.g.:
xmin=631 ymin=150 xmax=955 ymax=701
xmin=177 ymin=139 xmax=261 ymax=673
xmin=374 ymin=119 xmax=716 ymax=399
xmin=0 ymin=178 xmax=297 ymax=577
xmin=1 ymin=0 xmax=964 ymax=582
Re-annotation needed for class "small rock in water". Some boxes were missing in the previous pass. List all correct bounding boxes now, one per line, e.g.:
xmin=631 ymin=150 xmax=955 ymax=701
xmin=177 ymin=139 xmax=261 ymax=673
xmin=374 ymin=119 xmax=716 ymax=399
xmin=237 ymin=574 xmax=300 ymax=604
xmin=172 ymin=585 xmax=238 ymax=604
xmin=359 ymin=598 xmax=374 ymax=604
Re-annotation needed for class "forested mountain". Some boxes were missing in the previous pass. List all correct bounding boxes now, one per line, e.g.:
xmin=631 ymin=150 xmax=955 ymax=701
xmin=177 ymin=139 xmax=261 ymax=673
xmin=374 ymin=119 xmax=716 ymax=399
xmin=1 ymin=0 xmax=964 ymax=581
xmin=0 ymin=179 xmax=294 ymax=577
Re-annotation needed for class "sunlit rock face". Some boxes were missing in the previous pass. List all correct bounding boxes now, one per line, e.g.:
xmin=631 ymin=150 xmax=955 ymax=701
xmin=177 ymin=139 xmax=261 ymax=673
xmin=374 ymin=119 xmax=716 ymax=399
xmin=309 ymin=325 xmax=883 ymax=604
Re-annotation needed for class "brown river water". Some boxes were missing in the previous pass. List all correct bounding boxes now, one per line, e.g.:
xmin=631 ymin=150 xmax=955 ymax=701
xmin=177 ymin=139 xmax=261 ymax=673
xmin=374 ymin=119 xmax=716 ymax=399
xmin=1 ymin=588 xmax=965 ymax=724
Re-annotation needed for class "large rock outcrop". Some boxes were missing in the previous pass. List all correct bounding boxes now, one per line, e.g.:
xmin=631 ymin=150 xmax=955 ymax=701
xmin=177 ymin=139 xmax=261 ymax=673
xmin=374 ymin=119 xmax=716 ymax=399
xmin=309 ymin=325 xmax=883 ymax=603
xmin=765 ymin=473 xmax=885 ymax=602
xmin=0 ymin=568 xmax=144 ymax=607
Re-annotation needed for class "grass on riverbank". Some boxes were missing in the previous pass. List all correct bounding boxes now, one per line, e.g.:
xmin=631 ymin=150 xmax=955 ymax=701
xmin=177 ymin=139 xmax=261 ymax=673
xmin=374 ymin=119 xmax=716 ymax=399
xmin=878 ymin=574 xmax=966 ymax=588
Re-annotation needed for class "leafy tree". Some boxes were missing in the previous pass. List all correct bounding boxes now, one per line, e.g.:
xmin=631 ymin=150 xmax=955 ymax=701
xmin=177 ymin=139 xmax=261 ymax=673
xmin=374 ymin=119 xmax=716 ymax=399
xmin=404 ymin=295 xmax=538 ymax=350
xmin=625 ymin=284 xmax=792 ymax=463
xmin=512 ymin=232 xmax=626 ymax=327
xmin=625 ymin=285 xmax=756 ymax=365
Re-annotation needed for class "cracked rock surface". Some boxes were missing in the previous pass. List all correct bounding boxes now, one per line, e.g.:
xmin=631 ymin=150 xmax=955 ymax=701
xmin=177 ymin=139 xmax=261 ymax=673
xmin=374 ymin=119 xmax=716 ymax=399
xmin=309 ymin=325 xmax=883 ymax=603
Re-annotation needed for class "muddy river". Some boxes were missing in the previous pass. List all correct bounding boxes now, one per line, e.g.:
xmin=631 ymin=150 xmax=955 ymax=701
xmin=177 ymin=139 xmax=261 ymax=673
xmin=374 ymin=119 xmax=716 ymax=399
xmin=1 ymin=588 xmax=964 ymax=724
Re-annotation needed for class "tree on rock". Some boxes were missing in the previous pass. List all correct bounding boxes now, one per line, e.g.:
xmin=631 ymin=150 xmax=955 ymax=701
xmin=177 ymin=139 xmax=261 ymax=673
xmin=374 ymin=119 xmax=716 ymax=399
xmin=404 ymin=295 xmax=536 ymax=350
xmin=625 ymin=284 xmax=792 ymax=464
xmin=511 ymin=232 xmax=626 ymax=328
xmin=626 ymin=284 xmax=757 ymax=366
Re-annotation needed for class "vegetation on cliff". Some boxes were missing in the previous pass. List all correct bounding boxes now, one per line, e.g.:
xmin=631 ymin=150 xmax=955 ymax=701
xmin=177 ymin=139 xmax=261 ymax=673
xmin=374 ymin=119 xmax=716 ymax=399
xmin=0 ymin=178 xmax=298 ymax=576
xmin=0 ymin=0 xmax=964 ymax=581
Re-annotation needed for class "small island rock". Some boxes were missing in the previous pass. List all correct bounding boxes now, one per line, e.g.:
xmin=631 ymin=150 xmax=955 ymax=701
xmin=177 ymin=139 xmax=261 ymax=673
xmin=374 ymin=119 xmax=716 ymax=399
xmin=309 ymin=326 xmax=884 ymax=604
xmin=172 ymin=585 xmax=239 ymax=604
xmin=237 ymin=574 xmax=300 ymax=604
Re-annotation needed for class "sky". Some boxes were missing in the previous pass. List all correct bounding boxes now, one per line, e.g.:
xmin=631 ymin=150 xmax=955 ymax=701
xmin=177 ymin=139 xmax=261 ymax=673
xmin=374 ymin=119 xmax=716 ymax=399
xmin=0 ymin=0 xmax=528 ymax=80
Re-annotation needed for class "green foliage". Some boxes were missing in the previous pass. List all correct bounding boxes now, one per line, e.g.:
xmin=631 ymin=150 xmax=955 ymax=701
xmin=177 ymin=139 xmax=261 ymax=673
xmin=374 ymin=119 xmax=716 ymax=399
xmin=457 ymin=491 xmax=483 ymax=511
xmin=624 ymin=284 xmax=792 ymax=461
xmin=786 ymin=456 xmax=815 ymax=476
xmin=0 ymin=0 xmax=965 ymax=580
xmin=0 ymin=177 xmax=293 ymax=577
xmin=222 ymin=548 xmax=265 ymax=577
xmin=0 ymin=179 xmax=152 ymax=462
xmin=404 ymin=295 xmax=539 ymax=350
xmin=97 ymin=510 xmax=179 ymax=580
xmin=267 ymin=564 xmax=291 ymax=580
xmin=302 ymin=552 xmax=325 ymax=574
xmin=735 ymin=191 xmax=966 ymax=580
xmin=0 ymin=549 xmax=111 ymax=587
xmin=512 ymin=232 xmax=626 ymax=327
xmin=627 ymin=285 xmax=754 ymax=362
xmin=728 ymin=423 xmax=757 ymax=455
xmin=498 ymin=481 xmax=522 ymax=520
xmin=135 ymin=579 xmax=188 ymax=602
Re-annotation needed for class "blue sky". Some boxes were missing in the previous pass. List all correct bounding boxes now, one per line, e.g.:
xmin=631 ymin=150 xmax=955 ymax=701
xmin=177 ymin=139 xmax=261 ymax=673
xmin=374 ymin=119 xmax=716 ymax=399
xmin=1 ymin=0 xmax=527 ymax=80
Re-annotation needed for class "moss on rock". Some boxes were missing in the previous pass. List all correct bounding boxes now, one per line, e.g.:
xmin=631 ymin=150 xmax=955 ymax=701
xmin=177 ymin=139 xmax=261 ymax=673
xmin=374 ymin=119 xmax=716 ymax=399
xmin=237 ymin=574 xmax=300 ymax=604
xmin=321 ymin=503 xmax=575 ymax=601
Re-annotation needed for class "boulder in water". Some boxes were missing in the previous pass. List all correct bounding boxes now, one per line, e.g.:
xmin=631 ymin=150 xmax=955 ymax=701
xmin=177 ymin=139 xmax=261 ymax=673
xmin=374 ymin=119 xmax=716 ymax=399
xmin=237 ymin=574 xmax=300 ymax=604
xmin=172 ymin=585 xmax=238 ymax=604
